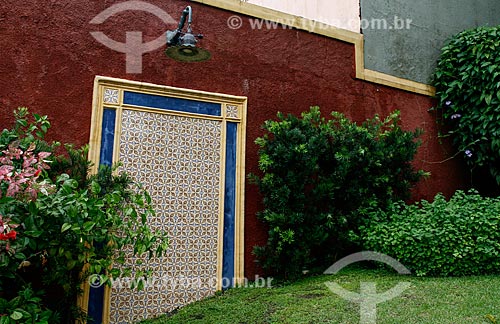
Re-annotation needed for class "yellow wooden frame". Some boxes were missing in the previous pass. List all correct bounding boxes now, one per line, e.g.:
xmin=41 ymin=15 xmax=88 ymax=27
xmin=79 ymin=76 xmax=247 ymax=323
xmin=191 ymin=0 xmax=436 ymax=96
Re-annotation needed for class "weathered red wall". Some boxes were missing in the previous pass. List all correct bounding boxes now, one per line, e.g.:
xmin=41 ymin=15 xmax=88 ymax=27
xmin=0 ymin=0 xmax=465 ymax=276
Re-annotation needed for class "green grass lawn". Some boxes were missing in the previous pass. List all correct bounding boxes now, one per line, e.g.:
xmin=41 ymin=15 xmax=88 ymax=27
xmin=140 ymin=267 xmax=500 ymax=324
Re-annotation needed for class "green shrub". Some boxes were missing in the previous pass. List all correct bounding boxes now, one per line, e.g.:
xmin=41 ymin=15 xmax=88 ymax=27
xmin=251 ymin=107 xmax=425 ymax=278
xmin=358 ymin=190 xmax=500 ymax=276
xmin=0 ymin=286 xmax=53 ymax=324
xmin=432 ymin=25 xmax=500 ymax=185
xmin=0 ymin=108 xmax=169 ymax=322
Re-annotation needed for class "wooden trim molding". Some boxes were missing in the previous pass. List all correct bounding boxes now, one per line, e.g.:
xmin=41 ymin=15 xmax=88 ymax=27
xmin=192 ymin=0 xmax=436 ymax=96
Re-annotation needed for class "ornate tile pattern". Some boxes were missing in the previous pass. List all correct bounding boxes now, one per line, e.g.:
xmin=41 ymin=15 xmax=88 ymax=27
xmin=226 ymin=105 xmax=239 ymax=119
xmin=109 ymin=109 xmax=222 ymax=324
xmin=103 ymin=88 xmax=119 ymax=104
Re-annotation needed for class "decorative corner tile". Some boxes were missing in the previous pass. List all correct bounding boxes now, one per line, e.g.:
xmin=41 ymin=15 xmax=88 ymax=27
xmin=103 ymin=88 xmax=120 ymax=104
xmin=226 ymin=105 xmax=239 ymax=119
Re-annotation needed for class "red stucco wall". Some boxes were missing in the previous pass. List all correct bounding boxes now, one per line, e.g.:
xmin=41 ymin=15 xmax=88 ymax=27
xmin=0 ymin=0 xmax=465 ymax=277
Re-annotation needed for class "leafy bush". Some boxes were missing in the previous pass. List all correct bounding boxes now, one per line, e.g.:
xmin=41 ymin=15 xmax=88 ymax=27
xmin=0 ymin=108 xmax=169 ymax=322
xmin=432 ymin=25 xmax=500 ymax=184
xmin=358 ymin=190 xmax=500 ymax=276
xmin=251 ymin=107 xmax=425 ymax=278
xmin=0 ymin=286 xmax=53 ymax=324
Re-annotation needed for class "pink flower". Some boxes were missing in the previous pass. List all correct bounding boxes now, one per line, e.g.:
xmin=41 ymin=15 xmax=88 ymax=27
xmin=38 ymin=152 xmax=51 ymax=159
xmin=5 ymin=142 xmax=23 ymax=160
xmin=23 ymin=155 xmax=37 ymax=169
xmin=6 ymin=182 xmax=20 ymax=197
xmin=0 ymin=165 xmax=14 ymax=178
xmin=0 ymin=156 xmax=12 ymax=165
xmin=1 ymin=141 xmax=52 ymax=200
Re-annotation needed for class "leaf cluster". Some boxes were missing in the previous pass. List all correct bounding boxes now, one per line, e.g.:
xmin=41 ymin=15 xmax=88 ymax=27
xmin=433 ymin=25 xmax=500 ymax=184
xmin=359 ymin=190 xmax=500 ymax=276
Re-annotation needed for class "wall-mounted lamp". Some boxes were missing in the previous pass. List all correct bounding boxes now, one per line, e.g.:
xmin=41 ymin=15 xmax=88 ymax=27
xmin=165 ymin=6 xmax=211 ymax=62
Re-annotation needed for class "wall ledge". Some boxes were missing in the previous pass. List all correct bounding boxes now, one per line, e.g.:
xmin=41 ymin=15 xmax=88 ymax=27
xmin=192 ymin=0 xmax=436 ymax=96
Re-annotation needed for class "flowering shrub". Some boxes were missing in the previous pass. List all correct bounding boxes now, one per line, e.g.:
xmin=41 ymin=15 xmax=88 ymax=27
xmin=0 ymin=214 xmax=18 ymax=255
xmin=0 ymin=142 xmax=52 ymax=200
xmin=0 ymin=108 xmax=168 ymax=323
xmin=432 ymin=25 xmax=500 ymax=185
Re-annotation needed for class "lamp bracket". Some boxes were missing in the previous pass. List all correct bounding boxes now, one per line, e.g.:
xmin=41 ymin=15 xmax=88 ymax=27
xmin=167 ymin=6 xmax=204 ymax=46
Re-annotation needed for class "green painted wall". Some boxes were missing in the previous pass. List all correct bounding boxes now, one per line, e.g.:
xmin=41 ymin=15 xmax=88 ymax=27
xmin=361 ymin=0 xmax=500 ymax=84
